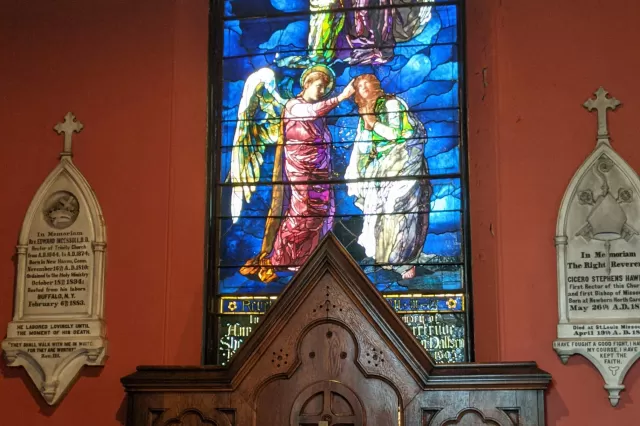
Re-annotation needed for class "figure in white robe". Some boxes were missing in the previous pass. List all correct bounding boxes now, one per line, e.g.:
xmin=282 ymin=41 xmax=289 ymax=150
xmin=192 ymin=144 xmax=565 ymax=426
xmin=345 ymin=74 xmax=431 ymax=279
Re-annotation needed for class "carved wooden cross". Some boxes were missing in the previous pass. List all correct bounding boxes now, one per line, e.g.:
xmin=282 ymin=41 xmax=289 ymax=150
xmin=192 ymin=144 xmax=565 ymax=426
xmin=54 ymin=112 xmax=83 ymax=156
xmin=583 ymin=87 xmax=620 ymax=145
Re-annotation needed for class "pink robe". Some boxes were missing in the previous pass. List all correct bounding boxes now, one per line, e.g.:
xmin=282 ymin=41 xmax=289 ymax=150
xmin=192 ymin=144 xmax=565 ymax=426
xmin=270 ymin=95 xmax=340 ymax=268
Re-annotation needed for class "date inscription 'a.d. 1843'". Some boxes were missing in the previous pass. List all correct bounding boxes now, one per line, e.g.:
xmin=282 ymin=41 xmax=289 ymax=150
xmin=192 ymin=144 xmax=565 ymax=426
xmin=554 ymin=88 xmax=640 ymax=407
xmin=1 ymin=113 xmax=107 ymax=406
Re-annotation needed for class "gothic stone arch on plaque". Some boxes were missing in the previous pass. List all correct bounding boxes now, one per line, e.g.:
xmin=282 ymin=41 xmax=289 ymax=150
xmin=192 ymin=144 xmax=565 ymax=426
xmin=1 ymin=113 xmax=108 ymax=405
xmin=554 ymin=88 xmax=640 ymax=406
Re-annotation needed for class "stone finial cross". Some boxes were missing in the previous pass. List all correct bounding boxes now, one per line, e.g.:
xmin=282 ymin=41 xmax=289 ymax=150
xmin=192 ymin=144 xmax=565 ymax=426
xmin=54 ymin=112 xmax=84 ymax=157
xmin=583 ymin=87 xmax=620 ymax=145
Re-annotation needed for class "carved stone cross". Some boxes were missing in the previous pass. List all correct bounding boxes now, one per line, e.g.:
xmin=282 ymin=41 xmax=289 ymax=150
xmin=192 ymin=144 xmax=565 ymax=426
xmin=583 ymin=87 xmax=620 ymax=145
xmin=54 ymin=112 xmax=84 ymax=157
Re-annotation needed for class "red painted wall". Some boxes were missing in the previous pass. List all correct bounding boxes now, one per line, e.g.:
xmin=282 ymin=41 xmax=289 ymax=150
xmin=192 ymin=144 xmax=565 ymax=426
xmin=0 ymin=0 xmax=208 ymax=422
xmin=468 ymin=0 xmax=640 ymax=424
xmin=0 ymin=0 xmax=639 ymax=424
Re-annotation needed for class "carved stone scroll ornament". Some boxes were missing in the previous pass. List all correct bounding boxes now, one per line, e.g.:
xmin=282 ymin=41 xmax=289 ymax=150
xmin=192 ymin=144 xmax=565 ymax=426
xmin=554 ymin=88 xmax=640 ymax=406
xmin=1 ymin=113 xmax=108 ymax=405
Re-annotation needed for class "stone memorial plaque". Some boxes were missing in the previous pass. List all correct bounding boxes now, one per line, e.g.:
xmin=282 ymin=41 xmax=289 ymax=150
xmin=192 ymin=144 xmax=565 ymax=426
xmin=554 ymin=88 xmax=640 ymax=406
xmin=1 ymin=113 xmax=107 ymax=405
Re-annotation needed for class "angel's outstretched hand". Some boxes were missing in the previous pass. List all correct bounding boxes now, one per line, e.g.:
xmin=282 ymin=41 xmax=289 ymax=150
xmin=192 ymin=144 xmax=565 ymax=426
xmin=338 ymin=80 xmax=356 ymax=102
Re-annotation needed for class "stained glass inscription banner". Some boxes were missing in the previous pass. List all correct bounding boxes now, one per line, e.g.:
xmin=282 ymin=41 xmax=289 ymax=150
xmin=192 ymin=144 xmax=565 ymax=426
xmin=218 ymin=294 xmax=466 ymax=364
xmin=209 ymin=0 xmax=470 ymax=364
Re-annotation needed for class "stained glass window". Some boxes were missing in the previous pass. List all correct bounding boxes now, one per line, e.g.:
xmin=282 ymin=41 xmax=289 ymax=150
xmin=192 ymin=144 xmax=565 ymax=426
xmin=206 ymin=0 xmax=472 ymax=365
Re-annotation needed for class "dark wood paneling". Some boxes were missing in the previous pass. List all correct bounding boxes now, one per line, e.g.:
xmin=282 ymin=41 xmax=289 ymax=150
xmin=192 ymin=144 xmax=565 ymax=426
xmin=122 ymin=234 xmax=551 ymax=426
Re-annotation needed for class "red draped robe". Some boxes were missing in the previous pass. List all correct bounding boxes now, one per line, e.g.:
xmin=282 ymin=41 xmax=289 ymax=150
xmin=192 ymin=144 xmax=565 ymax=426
xmin=240 ymin=95 xmax=341 ymax=282
xmin=270 ymin=95 xmax=340 ymax=268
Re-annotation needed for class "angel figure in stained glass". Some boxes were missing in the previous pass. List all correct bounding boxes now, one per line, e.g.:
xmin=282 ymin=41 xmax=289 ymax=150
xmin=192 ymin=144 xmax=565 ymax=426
xmin=345 ymin=73 xmax=431 ymax=279
xmin=277 ymin=0 xmax=432 ymax=68
xmin=229 ymin=65 xmax=355 ymax=283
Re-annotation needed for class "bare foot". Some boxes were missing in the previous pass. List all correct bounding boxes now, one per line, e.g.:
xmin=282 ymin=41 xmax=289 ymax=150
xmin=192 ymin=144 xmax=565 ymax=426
xmin=401 ymin=266 xmax=416 ymax=280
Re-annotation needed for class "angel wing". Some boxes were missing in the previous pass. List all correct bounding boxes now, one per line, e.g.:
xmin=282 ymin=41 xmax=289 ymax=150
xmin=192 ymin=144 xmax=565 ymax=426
xmin=392 ymin=0 xmax=432 ymax=43
xmin=229 ymin=67 xmax=287 ymax=222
